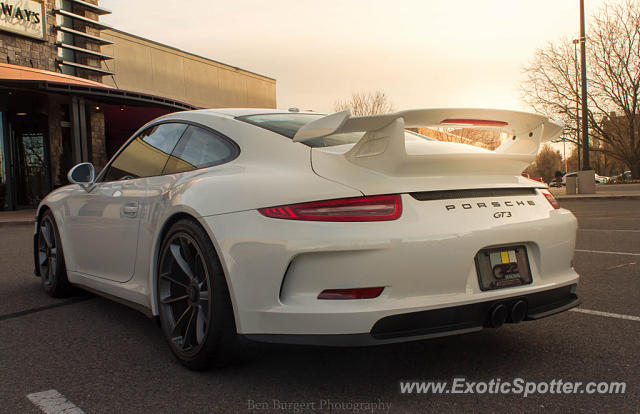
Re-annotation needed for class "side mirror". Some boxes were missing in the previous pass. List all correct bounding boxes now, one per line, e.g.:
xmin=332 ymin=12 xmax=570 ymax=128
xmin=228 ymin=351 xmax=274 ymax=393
xmin=68 ymin=162 xmax=95 ymax=191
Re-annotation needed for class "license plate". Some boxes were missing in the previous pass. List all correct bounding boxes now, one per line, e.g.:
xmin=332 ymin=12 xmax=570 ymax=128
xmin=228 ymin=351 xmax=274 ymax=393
xmin=474 ymin=245 xmax=532 ymax=291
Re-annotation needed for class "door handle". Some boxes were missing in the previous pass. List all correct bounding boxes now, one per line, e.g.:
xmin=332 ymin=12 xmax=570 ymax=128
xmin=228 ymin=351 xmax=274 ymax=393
xmin=122 ymin=202 xmax=139 ymax=218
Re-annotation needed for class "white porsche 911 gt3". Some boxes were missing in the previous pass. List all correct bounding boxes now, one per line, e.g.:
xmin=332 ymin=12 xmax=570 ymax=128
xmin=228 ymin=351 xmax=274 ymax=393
xmin=34 ymin=108 xmax=580 ymax=370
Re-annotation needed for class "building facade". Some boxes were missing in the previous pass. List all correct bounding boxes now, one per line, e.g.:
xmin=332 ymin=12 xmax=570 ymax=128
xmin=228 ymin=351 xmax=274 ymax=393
xmin=0 ymin=0 xmax=276 ymax=210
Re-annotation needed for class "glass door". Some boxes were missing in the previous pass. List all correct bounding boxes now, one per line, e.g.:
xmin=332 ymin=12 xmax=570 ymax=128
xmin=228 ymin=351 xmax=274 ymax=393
xmin=11 ymin=114 xmax=51 ymax=209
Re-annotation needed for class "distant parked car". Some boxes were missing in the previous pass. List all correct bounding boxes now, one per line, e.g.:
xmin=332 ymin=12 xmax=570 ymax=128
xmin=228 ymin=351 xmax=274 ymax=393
xmin=562 ymin=172 xmax=578 ymax=186
xmin=612 ymin=171 xmax=631 ymax=183
xmin=563 ymin=172 xmax=608 ymax=185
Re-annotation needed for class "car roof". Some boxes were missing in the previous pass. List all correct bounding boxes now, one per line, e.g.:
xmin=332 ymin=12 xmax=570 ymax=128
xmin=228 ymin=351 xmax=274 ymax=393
xmin=188 ymin=108 xmax=324 ymax=118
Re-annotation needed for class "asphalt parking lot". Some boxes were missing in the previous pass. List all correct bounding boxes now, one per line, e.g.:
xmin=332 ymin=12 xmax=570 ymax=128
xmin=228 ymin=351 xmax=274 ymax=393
xmin=1 ymin=199 xmax=638 ymax=413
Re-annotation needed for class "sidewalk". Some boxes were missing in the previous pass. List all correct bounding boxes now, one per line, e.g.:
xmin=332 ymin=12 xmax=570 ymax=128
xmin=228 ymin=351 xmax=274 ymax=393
xmin=0 ymin=210 xmax=36 ymax=227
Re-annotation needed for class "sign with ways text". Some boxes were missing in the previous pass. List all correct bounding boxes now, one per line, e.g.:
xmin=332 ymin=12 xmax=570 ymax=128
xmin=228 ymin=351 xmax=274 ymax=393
xmin=0 ymin=0 xmax=45 ymax=40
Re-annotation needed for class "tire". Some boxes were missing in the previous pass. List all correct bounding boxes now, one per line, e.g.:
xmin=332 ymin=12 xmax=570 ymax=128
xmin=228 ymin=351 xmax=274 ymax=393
xmin=37 ymin=210 xmax=72 ymax=298
xmin=156 ymin=218 xmax=238 ymax=370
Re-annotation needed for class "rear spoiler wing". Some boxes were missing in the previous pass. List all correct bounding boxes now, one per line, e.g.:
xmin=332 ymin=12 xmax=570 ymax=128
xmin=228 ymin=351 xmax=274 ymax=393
xmin=293 ymin=108 xmax=564 ymax=157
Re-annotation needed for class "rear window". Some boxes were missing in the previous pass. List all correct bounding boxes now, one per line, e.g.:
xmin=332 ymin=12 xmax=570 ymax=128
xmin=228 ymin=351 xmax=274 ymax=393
xmin=238 ymin=113 xmax=435 ymax=147
xmin=238 ymin=113 xmax=323 ymax=138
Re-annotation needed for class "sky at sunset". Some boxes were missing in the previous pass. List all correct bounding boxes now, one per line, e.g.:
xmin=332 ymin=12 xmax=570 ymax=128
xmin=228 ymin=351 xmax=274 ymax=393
xmin=101 ymin=0 xmax=616 ymax=114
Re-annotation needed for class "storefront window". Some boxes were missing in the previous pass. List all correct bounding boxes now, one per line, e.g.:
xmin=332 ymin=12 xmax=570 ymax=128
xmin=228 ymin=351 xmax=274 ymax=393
xmin=9 ymin=113 xmax=51 ymax=209
xmin=18 ymin=132 xmax=48 ymax=206
xmin=14 ymin=133 xmax=50 ymax=208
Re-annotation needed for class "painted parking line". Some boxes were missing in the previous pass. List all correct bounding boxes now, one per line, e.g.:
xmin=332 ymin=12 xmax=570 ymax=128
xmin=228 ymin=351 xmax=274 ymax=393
xmin=26 ymin=390 xmax=85 ymax=414
xmin=570 ymin=308 xmax=640 ymax=322
xmin=578 ymin=228 xmax=640 ymax=233
xmin=0 ymin=296 xmax=94 ymax=323
xmin=575 ymin=249 xmax=640 ymax=256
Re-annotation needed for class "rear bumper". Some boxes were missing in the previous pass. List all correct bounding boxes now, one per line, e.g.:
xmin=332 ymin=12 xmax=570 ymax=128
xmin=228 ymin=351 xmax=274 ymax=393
xmin=243 ymin=284 xmax=580 ymax=346
xmin=201 ymin=193 xmax=579 ymax=337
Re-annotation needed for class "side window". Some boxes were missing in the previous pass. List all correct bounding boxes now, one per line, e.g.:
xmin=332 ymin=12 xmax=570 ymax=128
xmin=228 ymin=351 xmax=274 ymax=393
xmin=163 ymin=125 xmax=237 ymax=174
xmin=104 ymin=123 xmax=187 ymax=181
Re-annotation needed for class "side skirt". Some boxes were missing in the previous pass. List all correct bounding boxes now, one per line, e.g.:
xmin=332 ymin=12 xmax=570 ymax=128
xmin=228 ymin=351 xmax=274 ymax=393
xmin=78 ymin=285 xmax=155 ymax=319
xmin=67 ymin=271 xmax=154 ymax=319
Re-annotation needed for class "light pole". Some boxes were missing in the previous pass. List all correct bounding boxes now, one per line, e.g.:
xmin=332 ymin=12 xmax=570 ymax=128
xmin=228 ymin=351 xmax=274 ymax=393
xmin=563 ymin=135 xmax=567 ymax=173
xmin=573 ymin=38 xmax=581 ymax=171
xmin=579 ymin=0 xmax=590 ymax=170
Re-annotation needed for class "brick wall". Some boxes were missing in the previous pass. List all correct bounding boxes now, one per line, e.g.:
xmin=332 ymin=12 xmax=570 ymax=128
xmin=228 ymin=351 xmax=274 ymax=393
xmin=0 ymin=0 xmax=58 ymax=73
xmin=0 ymin=0 xmax=106 ymax=82
xmin=48 ymin=97 xmax=63 ymax=186
xmin=88 ymin=104 xmax=107 ymax=170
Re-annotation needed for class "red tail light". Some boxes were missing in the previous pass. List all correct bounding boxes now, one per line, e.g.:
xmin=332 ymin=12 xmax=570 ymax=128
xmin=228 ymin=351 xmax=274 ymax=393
xmin=258 ymin=195 xmax=402 ymax=222
xmin=318 ymin=287 xmax=384 ymax=300
xmin=540 ymin=189 xmax=560 ymax=209
xmin=440 ymin=119 xmax=509 ymax=127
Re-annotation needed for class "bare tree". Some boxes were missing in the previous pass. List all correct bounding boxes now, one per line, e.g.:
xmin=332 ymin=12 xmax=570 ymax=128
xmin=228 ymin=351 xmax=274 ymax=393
xmin=450 ymin=128 xmax=503 ymax=150
xmin=521 ymin=0 xmax=640 ymax=178
xmin=335 ymin=91 xmax=503 ymax=149
xmin=334 ymin=91 xmax=394 ymax=116
xmin=416 ymin=127 xmax=502 ymax=150
xmin=416 ymin=128 xmax=477 ymax=146
xmin=526 ymin=144 xmax=563 ymax=183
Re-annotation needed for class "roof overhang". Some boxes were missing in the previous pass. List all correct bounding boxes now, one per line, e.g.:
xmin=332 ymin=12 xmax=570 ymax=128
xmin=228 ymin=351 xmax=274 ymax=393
xmin=0 ymin=63 xmax=197 ymax=111
xmin=0 ymin=62 xmax=111 ymax=87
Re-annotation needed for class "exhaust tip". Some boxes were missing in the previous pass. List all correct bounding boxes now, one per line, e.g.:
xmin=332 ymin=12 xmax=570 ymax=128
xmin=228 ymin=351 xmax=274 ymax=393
xmin=488 ymin=304 xmax=508 ymax=328
xmin=509 ymin=300 xmax=527 ymax=323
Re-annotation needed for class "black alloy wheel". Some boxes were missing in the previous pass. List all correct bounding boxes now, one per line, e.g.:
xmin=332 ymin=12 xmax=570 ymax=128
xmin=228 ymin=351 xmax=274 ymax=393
xmin=158 ymin=232 xmax=211 ymax=356
xmin=38 ymin=211 xmax=71 ymax=297
xmin=157 ymin=219 xmax=237 ymax=370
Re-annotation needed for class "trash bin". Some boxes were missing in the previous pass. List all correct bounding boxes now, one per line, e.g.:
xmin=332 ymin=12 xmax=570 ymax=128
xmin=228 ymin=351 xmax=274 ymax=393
xmin=566 ymin=176 xmax=577 ymax=194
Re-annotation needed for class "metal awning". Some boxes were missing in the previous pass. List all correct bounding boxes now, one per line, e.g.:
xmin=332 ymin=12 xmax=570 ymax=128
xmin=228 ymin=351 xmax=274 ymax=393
xmin=69 ymin=0 xmax=112 ymax=15
xmin=56 ymin=60 xmax=115 ymax=75
xmin=54 ymin=9 xmax=113 ymax=30
xmin=56 ymin=42 xmax=114 ymax=60
xmin=38 ymin=82 xmax=197 ymax=111
xmin=0 ymin=63 xmax=197 ymax=111
xmin=56 ymin=26 xmax=113 ymax=45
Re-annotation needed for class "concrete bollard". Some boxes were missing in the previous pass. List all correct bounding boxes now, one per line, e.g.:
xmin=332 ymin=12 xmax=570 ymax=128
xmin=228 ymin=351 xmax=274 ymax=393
xmin=578 ymin=170 xmax=596 ymax=194
xmin=566 ymin=177 xmax=577 ymax=194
